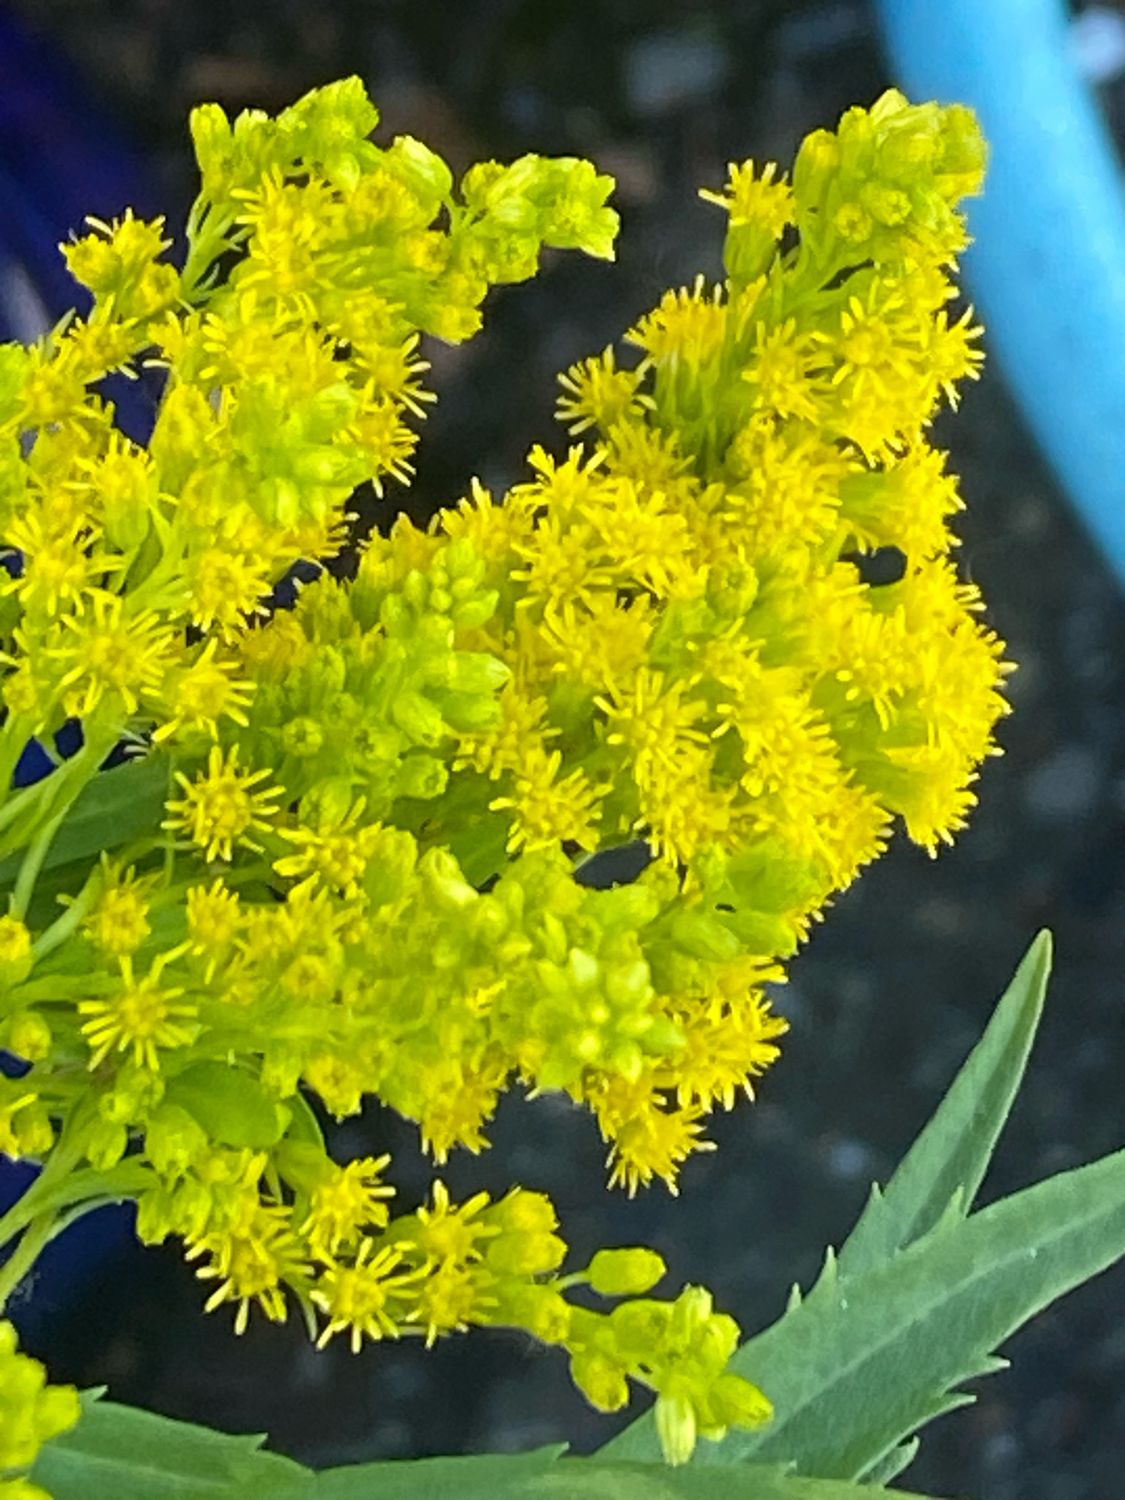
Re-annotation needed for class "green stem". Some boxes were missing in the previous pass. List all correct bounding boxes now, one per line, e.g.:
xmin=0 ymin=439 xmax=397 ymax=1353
xmin=3 ymin=972 xmax=118 ymax=1008
xmin=0 ymin=1144 xmax=79 ymax=1258
xmin=0 ymin=1211 xmax=58 ymax=1314
xmin=0 ymin=1156 xmax=154 ymax=1257
xmin=0 ymin=724 xmax=120 ymax=874
xmin=0 ymin=777 xmax=51 ymax=840
xmin=29 ymin=867 xmax=101 ymax=963
xmin=180 ymin=200 xmax=240 ymax=303
xmin=10 ymin=800 xmax=72 ymax=921
xmin=0 ymin=711 xmax=38 ymax=819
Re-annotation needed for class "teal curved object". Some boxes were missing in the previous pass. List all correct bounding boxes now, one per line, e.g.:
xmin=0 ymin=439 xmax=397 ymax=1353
xmin=875 ymin=0 xmax=1125 ymax=586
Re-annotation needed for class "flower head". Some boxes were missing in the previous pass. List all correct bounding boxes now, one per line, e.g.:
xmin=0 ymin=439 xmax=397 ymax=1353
xmin=164 ymin=745 xmax=284 ymax=862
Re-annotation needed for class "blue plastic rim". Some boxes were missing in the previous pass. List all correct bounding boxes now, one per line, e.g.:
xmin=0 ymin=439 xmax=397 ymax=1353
xmin=875 ymin=0 xmax=1125 ymax=587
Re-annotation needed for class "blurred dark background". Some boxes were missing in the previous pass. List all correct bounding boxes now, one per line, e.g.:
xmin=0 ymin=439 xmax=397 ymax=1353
xmin=2 ymin=3 xmax=1124 ymax=1498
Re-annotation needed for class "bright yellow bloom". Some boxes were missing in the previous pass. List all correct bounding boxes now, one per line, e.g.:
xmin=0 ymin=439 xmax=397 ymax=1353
xmin=78 ymin=952 xmax=197 ymax=1071
xmin=81 ymin=859 xmax=158 ymax=957
xmin=699 ymin=159 xmax=795 ymax=235
xmin=302 ymin=1156 xmax=396 ymax=1257
xmin=272 ymin=798 xmax=384 ymax=897
xmin=312 ymin=1239 xmax=419 ymax=1351
xmin=188 ymin=1201 xmax=310 ymax=1335
xmin=47 ymin=591 xmax=170 ymax=717
xmin=0 ymin=1321 xmax=80 ymax=1479
xmin=0 ymin=81 xmax=1001 ymax=1465
xmin=152 ymin=638 xmax=255 ymax=744
xmin=164 ymin=744 xmax=283 ymax=861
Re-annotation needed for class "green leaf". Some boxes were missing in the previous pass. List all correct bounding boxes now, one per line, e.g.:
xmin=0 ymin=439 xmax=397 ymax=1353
xmin=837 ymin=931 xmax=1052 ymax=1278
xmin=602 ymin=1145 xmax=1125 ymax=1479
xmin=164 ymin=1061 xmax=289 ymax=1148
xmin=857 ymin=1439 xmax=918 ymax=1489
xmin=261 ymin=1455 xmax=935 ymax=1500
xmin=32 ymin=1405 xmax=951 ymax=1500
xmin=31 ymin=1395 xmax=308 ymax=1500
xmin=0 ymin=750 xmax=171 ymax=888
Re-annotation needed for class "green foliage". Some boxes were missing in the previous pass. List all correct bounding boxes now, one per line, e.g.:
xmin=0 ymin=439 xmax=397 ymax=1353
xmin=30 ymin=933 xmax=1124 ymax=1500
xmin=264 ymin=1457 xmax=931 ymax=1500
xmin=30 ymin=1399 xmax=934 ymax=1500
xmin=163 ymin=1061 xmax=289 ymax=1150
xmin=711 ymin=1144 xmax=1125 ymax=1480
xmin=29 ymin=1395 xmax=307 ymax=1498
xmin=837 ymin=930 xmax=1052 ymax=1276
xmin=601 ymin=935 xmax=1125 ymax=1489
xmin=0 ymin=750 xmax=170 ymax=888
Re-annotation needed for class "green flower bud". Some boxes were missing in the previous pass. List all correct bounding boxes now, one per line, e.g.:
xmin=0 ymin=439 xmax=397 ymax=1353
xmin=0 ymin=915 xmax=32 ymax=989
xmin=84 ymin=1116 xmax=127 ymax=1171
xmin=491 ymin=1282 xmax=572 ymax=1343
xmin=5 ymin=1011 xmax=51 ymax=1064
xmin=392 ymin=690 xmax=445 ymax=747
xmin=383 ymin=135 xmax=453 ymax=212
xmin=136 ymin=1185 xmax=177 ymax=1245
xmin=654 ymin=1390 xmax=697 ymax=1466
xmin=587 ymin=1247 xmax=667 ymax=1297
xmin=569 ymin=1350 xmax=629 ymax=1412
xmin=145 ymin=1103 xmax=209 ymax=1178
xmin=189 ymin=102 xmax=234 ymax=195
xmin=485 ymin=1230 xmax=566 ymax=1276
xmin=705 ymin=1371 xmax=773 ymax=1429
xmin=394 ymin=753 xmax=448 ymax=801
xmin=792 ymin=128 xmax=840 ymax=215
xmin=419 ymin=848 xmax=477 ymax=910
xmin=451 ymin=591 xmax=499 ymax=631
xmin=281 ymin=716 xmax=325 ymax=758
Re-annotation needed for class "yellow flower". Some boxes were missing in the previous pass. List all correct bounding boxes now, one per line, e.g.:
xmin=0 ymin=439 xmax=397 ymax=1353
xmin=81 ymin=859 xmax=158 ymax=958
xmin=490 ymin=745 xmax=604 ymax=854
xmin=627 ymin=276 xmax=727 ymax=364
xmin=1 ymin=511 xmax=114 ymax=619
xmin=311 ymin=1239 xmax=418 ymax=1352
xmin=699 ymin=159 xmax=794 ymax=235
xmin=48 ymin=590 xmax=171 ymax=718
xmin=188 ymin=1200 xmax=309 ymax=1335
xmin=0 ymin=1320 xmax=80 ymax=1475
xmin=183 ymin=546 xmax=274 ymax=640
xmin=0 ymin=917 xmax=32 ymax=987
xmin=163 ymin=744 xmax=283 ymax=862
xmin=78 ymin=953 xmax=197 ymax=1071
xmin=184 ymin=879 xmax=242 ymax=980
xmin=302 ymin=1156 xmax=396 ymax=1257
xmin=272 ymin=798 xmax=384 ymax=897
xmin=152 ymin=638 xmax=255 ymax=744
xmin=590 ymin=1073 xmax=717 ymax=1197
xmin=557 ymin=347 xmax=651 ymax=435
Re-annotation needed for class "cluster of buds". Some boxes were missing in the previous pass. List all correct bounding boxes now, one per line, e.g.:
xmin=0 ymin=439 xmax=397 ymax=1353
xmin=0 ymin=81 xmax=1002 ymax=1462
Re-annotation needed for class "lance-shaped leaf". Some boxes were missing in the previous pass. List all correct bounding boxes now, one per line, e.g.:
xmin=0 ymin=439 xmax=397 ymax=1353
xmin=603 ymin=1145 xmax=1125 ymax=1480
xmin=0 ymin=750 xmax=171 ymax=891
xmin=238 ymin=1452 xmax=937 ymax=1500
xmin=837 ymin=932 xmax=1052 ymax=1279
xmin=30 ymin=1395 xmax=309 ymax=1500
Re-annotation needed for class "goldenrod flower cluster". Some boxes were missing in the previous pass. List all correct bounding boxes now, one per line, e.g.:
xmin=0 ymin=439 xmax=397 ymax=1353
xmin=0 ymin=1321 xmax=79 ymax=1500
xmin=0 ymin=81 xmax=1004 ymax=1463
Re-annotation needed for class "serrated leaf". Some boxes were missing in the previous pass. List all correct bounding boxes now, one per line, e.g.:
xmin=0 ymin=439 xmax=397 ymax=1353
xmin=601 ymin=1145 xmax=1125 ymax=1478
xmin=857 ymin=1438 xmax=919 ymax=1489
xmin=30 ymin=1406 xmax=953 ymax=1500
xmin=30 ymin=1396 xmax=309 ymax=1500
xmin=838 ymin=932 xmax=1051 ymax=1278
xmin=0 ymin=750 xmax=171 ymax=889
xmin=259 ymin=1454 xmax=936 ymax=1500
